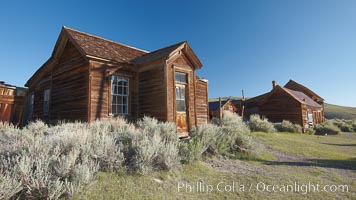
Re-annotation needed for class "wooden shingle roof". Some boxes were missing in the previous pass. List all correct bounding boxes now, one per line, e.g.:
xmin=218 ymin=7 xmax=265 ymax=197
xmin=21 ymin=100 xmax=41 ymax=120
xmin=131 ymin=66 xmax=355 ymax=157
xmin=133 ymin=41 xmax=185 ymax=64
xmin=64 ymin=27 xmax=148 ymax=63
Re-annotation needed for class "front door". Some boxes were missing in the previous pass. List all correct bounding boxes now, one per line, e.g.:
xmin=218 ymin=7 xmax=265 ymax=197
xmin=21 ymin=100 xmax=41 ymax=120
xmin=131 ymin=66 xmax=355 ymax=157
xmin=175 ymin=72 xmax=188 ymax=133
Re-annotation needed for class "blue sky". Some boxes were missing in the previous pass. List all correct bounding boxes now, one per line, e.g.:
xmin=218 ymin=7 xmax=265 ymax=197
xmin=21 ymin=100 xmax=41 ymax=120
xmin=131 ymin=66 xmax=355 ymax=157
xmin=1 ymin=0 xmax=356 ymax=106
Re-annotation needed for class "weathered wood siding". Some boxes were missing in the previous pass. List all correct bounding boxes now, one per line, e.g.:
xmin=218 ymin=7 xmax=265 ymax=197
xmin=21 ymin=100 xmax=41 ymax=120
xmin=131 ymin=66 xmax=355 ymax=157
xmin=195 ymin=79 xmax=208 ymax=125
xmin=32 ymin=77 xmax=51 ymax=122
xmin=138 ymin=63 xmax=167 ymax=121
xmin=89 ymin=61 xmax=138 ymax=121
xmin=51 ymin=41 xmax=88 ymax=122
xmin=0 ymin=85 xmax=27 ymax=126
xmin=259 ymin=89 xmax=303 ymax=126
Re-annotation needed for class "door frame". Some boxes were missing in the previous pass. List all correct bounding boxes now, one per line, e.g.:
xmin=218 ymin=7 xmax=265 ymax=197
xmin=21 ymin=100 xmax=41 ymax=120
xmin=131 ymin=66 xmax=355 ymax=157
xmin=173 ymin=66 xmax=191 ymax=132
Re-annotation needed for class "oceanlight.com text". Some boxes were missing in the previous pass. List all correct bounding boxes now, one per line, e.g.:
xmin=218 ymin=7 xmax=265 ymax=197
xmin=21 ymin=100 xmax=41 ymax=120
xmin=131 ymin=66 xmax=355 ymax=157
xmin=177 ymin=181 xmax=349 ymax=194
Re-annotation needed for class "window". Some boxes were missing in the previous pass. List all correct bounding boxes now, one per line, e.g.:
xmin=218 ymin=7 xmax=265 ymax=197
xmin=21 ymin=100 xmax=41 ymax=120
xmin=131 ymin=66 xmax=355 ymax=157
xmin=176 ymin=86 xmax=185 ymax=112
xmin=308 ymin=113 xmax=313 ymax=124
xmin=175 ymin=72 xmax=187 ymax=84
xmin=175 ymin=72 xmax=187 ymax=112
xmin=111 ymin=76 xmax=129 ymax=115
xmin=43 ymin=89 xmax=50 ymax=116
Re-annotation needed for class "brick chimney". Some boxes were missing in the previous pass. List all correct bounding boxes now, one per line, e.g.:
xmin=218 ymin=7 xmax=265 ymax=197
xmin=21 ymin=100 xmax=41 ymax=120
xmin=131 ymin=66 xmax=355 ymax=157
xmin=272 ymin=80 xmax=276 ymax=89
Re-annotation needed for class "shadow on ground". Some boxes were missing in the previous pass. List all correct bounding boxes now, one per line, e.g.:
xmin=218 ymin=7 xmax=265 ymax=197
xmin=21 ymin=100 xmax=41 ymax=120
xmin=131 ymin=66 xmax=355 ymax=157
xmin=263 ymin=158 xmax=356 ymax=170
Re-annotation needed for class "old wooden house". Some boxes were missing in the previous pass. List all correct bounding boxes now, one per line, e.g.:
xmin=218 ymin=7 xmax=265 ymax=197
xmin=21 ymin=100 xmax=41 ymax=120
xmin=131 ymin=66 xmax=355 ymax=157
xmin=25 ymin=27 xmax=209 ymax=134
xmin=208 ymin=99 xmax=238 ymax=119
xmin=245 ymin=80 xmax=324 ymax=130
xmin=0 ymin=81 xmax=27 ymax=126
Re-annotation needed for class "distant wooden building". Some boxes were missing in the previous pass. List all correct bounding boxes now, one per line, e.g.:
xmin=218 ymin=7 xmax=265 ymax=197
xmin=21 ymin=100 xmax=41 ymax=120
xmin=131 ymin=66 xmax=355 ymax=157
xmin=209 ymin=99 xmax=238 ymax=119
xmin=25 ymin=27 xmax=208 ymax=134
xmin=245 ymin=80 xmax=324 ymax=130
xmin=0 ymin=81 xmax=27 ymax=126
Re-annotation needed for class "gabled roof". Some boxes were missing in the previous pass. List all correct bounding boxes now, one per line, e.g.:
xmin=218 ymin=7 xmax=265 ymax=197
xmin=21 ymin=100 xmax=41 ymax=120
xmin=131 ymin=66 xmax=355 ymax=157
xmin=265 ymin=86 xmax=322 ymax=108
xmin=26 ymin=26 xmax=203 ymax=87
xmin=63 ymin=27 xmax=148 ymax=63
xmin=283 ymin=88 xmax=322 ymax=107
xmin=284 ymin=79 xmax=324 ymax=101
xmin=209 ymin=100 xmax=233 ymax=111
xmin=132 ymin=41 xmax=185 ymax=64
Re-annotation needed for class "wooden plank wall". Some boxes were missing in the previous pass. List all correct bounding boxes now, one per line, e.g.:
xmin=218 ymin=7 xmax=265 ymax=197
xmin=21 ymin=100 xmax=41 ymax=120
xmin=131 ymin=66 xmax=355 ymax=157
xmin=89 ymin=62 xmax=138 ymax=121
xmin=0 ymin=85 xmax=27 ymax=126
xmin=195 ymin=79 xmax=208 ymax=124
xmin=259 ymin=89 xmax=303 ymax=126
xmin=51 ymin=41 xmax=88 ymax=122
xmin=138 ymin=64 xmax=167 ymax=121
xmin=32 ymin=77 xmax=51 ymax=122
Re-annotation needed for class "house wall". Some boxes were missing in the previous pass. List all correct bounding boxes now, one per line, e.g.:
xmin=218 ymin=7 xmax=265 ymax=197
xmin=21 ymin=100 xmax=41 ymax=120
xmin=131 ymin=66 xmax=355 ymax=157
xmin=32 ymin=76 xmax=51 ymax=122
xmin=51 ymin=41 xmax=89 ymax=122
xmin=0 ymin=85 xmax=27 ymax=126
xmin=195 ymin=79 xmax=208 ymax=125
xmin=89 ymin=61 xmax=139 ymax=121
xmin=138 ymin=62 xmax=167 ymax=121
xmin=259 ymin=89 xmax=303 ymax=126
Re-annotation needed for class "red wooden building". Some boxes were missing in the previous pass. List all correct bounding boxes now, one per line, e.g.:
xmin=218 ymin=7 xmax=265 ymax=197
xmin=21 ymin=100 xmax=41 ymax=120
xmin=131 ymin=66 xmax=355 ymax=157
xmin=0 ymin=81 xmax=27 ymax=126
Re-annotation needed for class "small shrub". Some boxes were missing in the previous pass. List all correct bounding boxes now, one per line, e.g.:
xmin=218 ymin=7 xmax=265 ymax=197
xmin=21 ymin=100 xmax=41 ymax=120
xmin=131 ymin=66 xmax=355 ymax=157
xmin=305 ymin=128 xmax=316 ymax=135
xmin=274 ymin=120 xmax=302 ymax=133
xmin=130 ymin=116 xmax=179 ymax=174
xmin=212 ymin=111 xmax=253 ymax=155
xmin=180 ymin=123 xmax=221 ymax=163
xmin=331 ymin=119 xmax=353 ymax=132
xmin=248 ymin=114 xmax=276 ymax=133
xmin=26 ymin=120 xmax=48 ymax=135
xmin=315 ymin=121 xmax=340 ymax=135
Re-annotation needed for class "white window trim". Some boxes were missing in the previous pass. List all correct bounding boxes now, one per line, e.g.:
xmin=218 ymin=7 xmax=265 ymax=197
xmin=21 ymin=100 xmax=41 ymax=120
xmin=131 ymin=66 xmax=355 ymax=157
xmin=111 ymin=76 xmax=129 ymax=116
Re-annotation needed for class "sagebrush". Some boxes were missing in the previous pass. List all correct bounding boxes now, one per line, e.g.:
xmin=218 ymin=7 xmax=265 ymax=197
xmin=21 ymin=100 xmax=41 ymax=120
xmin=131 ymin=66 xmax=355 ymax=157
xmin=248 ymin=114 xmax=276 ymax=133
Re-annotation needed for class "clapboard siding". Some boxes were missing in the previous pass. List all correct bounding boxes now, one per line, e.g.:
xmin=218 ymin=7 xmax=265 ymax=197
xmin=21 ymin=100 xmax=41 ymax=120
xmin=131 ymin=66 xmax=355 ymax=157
xmin=50 ymin=40 xmax=88 ymax=122
xmin=138 ymin=65 xmax=167 ymax=121
xmin=259 ymin=89 xmax=303 ymax=125
xmin=195 ymin=79 xmax=208 ymax=125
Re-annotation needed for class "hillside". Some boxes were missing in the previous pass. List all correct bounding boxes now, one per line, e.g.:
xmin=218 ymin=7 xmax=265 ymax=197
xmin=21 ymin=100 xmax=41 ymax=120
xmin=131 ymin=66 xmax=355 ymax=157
xmin=209 ymin=96 xmax=356 ymax=120
xmin=325 ymin=103 xmax=356 ymax=120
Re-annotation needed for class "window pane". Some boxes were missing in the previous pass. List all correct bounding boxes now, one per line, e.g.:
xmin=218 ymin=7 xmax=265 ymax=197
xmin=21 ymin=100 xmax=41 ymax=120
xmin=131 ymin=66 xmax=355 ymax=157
xmin=118 ymin=86 xmax=123 ymax=95
xmin=112 ymin=105 xmax=117 ymax=114
xmin=123 ymin=105 xmax=127 ymax=114
xmin=123 ymin=87 xmax=128 ymax=95
xmin=176 ymin=100 xmax=185 ymax=112
xmin=118 ymin=96 xmax=123 ymax=104
xmin=175 ymin=72 xmax=187 ymax=83
xmin=118 ymin=106 xmax=123 ymax=114
xmin=123 ymin=96 xmax=127 ymax=104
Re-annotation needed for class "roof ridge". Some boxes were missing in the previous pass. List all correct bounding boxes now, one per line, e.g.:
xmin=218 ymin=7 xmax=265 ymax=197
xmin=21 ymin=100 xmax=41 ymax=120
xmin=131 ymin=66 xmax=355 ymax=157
xmin=140 ymin=41 xmax=186 ymax=56
xmin=63 ymin=26 xmax=149 ymax=53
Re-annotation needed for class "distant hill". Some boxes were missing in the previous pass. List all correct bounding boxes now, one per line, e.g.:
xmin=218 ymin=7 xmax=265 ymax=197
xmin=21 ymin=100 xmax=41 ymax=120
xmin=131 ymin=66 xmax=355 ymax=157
xmin=209 ymin=97 xmax=356 ymax=120
xmin=324 ymin=103 xmax=356 ymax=120
xmin=209 ymin=96 xmax=242 ymax=102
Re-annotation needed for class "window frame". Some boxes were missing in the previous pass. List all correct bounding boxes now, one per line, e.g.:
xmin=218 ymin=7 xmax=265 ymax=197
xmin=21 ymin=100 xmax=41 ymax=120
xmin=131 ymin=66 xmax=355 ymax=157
xmin=110 ymin=75 xmax=129 ymax=116
xmin=174 ymin=71 xmax=188 ymax=113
